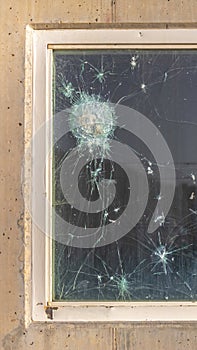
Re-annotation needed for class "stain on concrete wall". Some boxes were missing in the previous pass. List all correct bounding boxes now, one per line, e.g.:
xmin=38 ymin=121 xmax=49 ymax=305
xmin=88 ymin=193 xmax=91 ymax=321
xmin=1 ymin=1 xmax=197 ymax=349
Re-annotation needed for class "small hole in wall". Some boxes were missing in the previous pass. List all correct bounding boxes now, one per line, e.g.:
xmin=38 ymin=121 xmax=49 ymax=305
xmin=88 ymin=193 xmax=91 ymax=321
xmin=18 ymin=122 xmax=22 ymax=126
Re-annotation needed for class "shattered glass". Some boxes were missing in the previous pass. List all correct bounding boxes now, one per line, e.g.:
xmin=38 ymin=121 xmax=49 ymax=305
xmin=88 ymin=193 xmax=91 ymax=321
xmin=52 ymin=50 xmax=197 ymax=301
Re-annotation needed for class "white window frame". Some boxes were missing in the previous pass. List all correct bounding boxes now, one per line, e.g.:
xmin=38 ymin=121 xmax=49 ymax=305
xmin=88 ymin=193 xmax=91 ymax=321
xmin=25 ymin=26 xmax=197 ymax=322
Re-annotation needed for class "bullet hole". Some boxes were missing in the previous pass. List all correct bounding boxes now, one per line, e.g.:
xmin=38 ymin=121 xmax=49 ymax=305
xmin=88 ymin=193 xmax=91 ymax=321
xmin=8 ymin=237 xmax=10 ymax=240
xmin=9 ymin=7 xmax=12 ymax=10
xmin=95 ymin=18 xmax=98 ymax=22
xmin=30 ymin=19 xmax=33 ymax=22
xmin=23 ymin=332 xmax=26 ymax=335
xmin=40 ymin=330 xmax=43 ymax=333
xmin=14 ymin=312 xmax=17 ymax=315
xmin=15 ymin=198 xmax=18 ymax=201
xmin=2 ymin=232 xmax=5 ymax=236
xmin=10 ymin=227 xmax=12 ymax=231
xmin=8 ymin=32 xmax=11 ymax=35
xmin=8 ymin=149 xmax=11 ymax=152
xmin=30 ymin=342 xmax=34 ymax=345
xmin=8 ymin=106 xmax=10 ymax=109
xmin=79 ymin=4 xmax=81 ymax=6
xmin=11 ymin=54 xmax=15 ymax=57
xmin=68 ymin=334 xmax=70 ymax=337
xmin=18 ymin=122 xmax=22 ymax=126
xmin=0 ymin=251 xmax=2 ymax=254
xmin=19 ymin=294 xmax=22 ymax=298
xmin=9 ymin=290 xmax=11 ymax=293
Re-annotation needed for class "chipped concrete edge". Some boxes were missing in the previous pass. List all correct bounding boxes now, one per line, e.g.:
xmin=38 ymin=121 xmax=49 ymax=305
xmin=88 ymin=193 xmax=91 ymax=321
xmin=23 ymin=24 xmax=33 ymax=329
xmin=30 ymin=22 xmax=197 ymax=30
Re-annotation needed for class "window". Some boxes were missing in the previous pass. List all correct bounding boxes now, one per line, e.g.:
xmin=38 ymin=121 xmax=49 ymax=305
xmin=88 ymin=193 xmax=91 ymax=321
xmin=26 ymin=27 xmax=197 ymax=321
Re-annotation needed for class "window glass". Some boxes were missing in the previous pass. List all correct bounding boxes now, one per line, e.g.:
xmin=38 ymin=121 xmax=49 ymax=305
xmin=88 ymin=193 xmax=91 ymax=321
xmin=52 ymin=50 xmax=197 ymax=301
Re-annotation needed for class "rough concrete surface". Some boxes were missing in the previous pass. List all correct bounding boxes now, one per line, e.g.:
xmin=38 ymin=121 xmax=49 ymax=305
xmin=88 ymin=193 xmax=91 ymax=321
xmin=1 ymin=0 xmax=197 ymax=349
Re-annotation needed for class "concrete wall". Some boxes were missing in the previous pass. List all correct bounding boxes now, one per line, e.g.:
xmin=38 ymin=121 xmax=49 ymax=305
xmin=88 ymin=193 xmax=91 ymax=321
xmin=1 ymin=1 xmax=197 ymax=349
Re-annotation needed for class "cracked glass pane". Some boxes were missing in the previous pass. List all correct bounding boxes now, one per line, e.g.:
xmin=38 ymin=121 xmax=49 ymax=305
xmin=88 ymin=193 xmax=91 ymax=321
xmin=52 ymin=50 xmax=197 ymax=301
